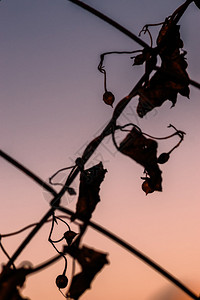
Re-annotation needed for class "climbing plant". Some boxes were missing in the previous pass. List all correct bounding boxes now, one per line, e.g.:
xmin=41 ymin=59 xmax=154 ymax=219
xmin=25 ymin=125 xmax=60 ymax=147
xmin=1 ymin=0 xmax=200 ymax=299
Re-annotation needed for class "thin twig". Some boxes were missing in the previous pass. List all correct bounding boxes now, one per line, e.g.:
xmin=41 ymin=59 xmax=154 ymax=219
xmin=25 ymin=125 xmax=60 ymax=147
xmin=48 ymin=213 xmax=68 ymax=275
xmin=0 ymin=215 xmax=74 ymax=238
xmin=0 ymin=238 xmax=16 ymax=269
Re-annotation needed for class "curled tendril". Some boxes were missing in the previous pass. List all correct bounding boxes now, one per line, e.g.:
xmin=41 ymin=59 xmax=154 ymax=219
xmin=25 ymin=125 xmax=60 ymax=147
xmin=141 ymin=124 xmax=185 ymax=139
xmin=138 ymin=18 xmax=168 ymax=48
xmin=49 ymin=165 xmax=75 ymax=187
xmin=111 ymin=122 xmax=142 ymax=150
xmin=49 ymin=165 xmax=77 ymax=197
xmin=139 ymin=26 xmax=153 ymax=48
xmin=98 ymin=50 xmax=142 ymax=92
xmin=167 ymin=124 xmax=185 ymax=154
xmin=0 ymin=215 xmax=80 ymax=239
xmin=48 ymin=214 xmax=71 ymax=276
xmin=112 ymin=123 xmax=185 ymax=156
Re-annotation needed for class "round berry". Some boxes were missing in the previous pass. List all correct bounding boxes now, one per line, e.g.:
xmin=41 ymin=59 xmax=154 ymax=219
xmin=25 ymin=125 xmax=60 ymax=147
xmin=142 ymin=180 xmax=154 ymax=195
xmin=56 ymin=274 xmax=68 ymax=289
xmin=103 ymin=91 xmax=115 ymax=107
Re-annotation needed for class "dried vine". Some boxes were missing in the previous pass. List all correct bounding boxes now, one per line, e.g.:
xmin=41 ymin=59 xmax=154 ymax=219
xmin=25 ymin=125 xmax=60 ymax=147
xmin=1 ymin=0 xmax=200 ymax=299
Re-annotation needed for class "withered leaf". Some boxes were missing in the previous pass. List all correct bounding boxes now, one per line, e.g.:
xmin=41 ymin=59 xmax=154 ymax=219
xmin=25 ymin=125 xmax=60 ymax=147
xmin=157 ymin=23 xmax=184 ymax=56
xmin=137 ymin=52 xmax=190 ymax=118
xmin=0 ymin=267 xmax=29 ymax=300
xmin=137 ymin=80 xmax=177 ymax=117
xmin=118 ymin=127 xmax=162 ymax=193
xmin=194 ymin=0 xmax=200 ymax=9
xmin=67 ymin=246 xmax=109 ymax=300
xmin=71 ymin=162 xmax=107 ymax=221
xmin=137 ymin=21 xmax=190 ymax=118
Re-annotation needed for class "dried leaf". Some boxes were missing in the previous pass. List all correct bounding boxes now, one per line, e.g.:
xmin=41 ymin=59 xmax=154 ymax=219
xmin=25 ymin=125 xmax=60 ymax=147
xmin=162 ymin=52 xmax=189 ymax=88
xmin=71 ymin=162 xmax=107 ymax=221
xmin=194 ymin=0 xmax=200 ymax=9
xmin=67 ymin=246 xmax=109 ymax=300
xmin=157 ymin=23 xmax=184 ymax=56
xmin=137 ymin=52 xmax=189 ymax=117
xmin=137 ymin=21 xmax=190 ymax=118
xmin=0 ymin=267 xmax=29 ymax=300
xmin=118 ymin=127 xmax=162 ymax=193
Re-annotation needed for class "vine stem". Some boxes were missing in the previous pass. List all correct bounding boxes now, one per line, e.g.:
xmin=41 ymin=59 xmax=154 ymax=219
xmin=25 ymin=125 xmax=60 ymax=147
xmin=0 ymin=0 xmax=198 ymax=297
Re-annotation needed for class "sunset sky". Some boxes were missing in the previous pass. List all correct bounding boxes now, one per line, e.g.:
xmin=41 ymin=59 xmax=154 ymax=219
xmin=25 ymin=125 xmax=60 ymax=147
xmin=1 ymin=0 xmax=200 ymax=299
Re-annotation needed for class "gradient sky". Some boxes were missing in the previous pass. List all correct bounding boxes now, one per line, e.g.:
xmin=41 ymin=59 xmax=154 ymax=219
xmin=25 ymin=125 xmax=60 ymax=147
xmin=1 ymin=1 xmax=200 ymax=299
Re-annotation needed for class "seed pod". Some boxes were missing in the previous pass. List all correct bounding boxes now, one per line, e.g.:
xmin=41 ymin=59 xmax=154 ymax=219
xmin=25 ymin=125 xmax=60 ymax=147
xmin=103 ymin=91 xmax=115 ymax=107
xmin=157 ymin=152 xmax=170 ymax=164
xmin=56 ymin=274 xmax=68 ymax=289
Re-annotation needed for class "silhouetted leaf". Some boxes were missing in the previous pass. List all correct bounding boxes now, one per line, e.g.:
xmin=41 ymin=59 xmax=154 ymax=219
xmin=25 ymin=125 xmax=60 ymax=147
xmin=137 ymin=53 xmax=189 ymax=117
xmin=194 ymin=0 xmax=200 ymax=9
xmin=71 ymin=162 xmax=107 ymax=221
xmin=67 ymin=246 xmax=109 ymax=300
xmin=118 ymin=127 xmax=162 ymax=193
xmin=157 ymin=23 xmax=184 ymax=56
xmin=0 ymin=266 xmax=29 ymax=300
xmin=137 ymin=21 xmax=190 ymax=118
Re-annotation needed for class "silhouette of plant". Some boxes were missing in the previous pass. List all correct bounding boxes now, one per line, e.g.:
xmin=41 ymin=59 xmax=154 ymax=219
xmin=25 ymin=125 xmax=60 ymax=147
xmin=1 ymin=0 xmax=200 ymax=299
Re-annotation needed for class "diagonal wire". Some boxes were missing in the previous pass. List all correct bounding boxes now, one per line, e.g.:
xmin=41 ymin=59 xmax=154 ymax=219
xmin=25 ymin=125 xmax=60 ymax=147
xmin=67 ymin=0 xmax=151 ymax=49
